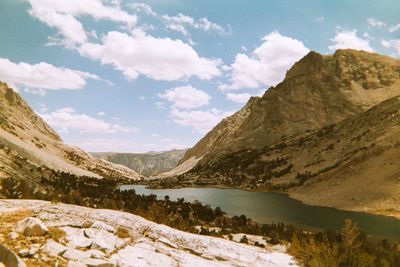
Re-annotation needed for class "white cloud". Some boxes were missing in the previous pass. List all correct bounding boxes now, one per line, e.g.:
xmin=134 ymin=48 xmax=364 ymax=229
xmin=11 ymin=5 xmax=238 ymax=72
xmin=130 ymin=3 xmax=230 ymax=36
xmin=329 ymin=30 xmax=373 ymax=52
xmin=226 ymin=93 xmax=252 ymax=103
xmin=363 ymin=32 xmax=373 ymax=40
xmin=39 ymin=108 xmax=136 ymax=134
xmin=169 ymin=108 xmax=231 ymax=133
xmin=162 ymin=14 xmax=231 ymax=36
xmin=97 ymin=111 xmax=106 ymax=116
xmin=367 ymin=18 xmax=386 ymax=28
xmin=381 ymin=39 xmax=400 ymax=57
xmin=130 ymin=3 xmax=157 ymax=16
xmin=0 ymin=57 xmax=100 ymax=94
xmin=220 ymin=32 xmax=309 ymax=91
xmin=160 ymin=85 xmax=211 ymax=109
xmin=389 ymin=24 xmax=400 ymax=33
xmin=26 ymin=0 xmax=137 ymax=46
xmin=381 ymin=40 xmax=392 ymax=48
xmin=79 ymin=30 xmax=221 ymax=81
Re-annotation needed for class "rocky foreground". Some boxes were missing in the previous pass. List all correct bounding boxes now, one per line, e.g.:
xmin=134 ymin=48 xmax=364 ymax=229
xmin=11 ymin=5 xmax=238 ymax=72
xmin=0 ymin=200 xmax=297 ymax=267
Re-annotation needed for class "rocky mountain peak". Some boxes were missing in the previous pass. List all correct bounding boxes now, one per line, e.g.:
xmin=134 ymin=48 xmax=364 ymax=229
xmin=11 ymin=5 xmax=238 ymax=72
xmin=175 ymin=50 xmax=400 ymax=173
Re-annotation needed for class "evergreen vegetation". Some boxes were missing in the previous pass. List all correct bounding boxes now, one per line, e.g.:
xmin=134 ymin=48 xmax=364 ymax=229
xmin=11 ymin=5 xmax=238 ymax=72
xmin=2 ymin=174 xmax=400 ymax=266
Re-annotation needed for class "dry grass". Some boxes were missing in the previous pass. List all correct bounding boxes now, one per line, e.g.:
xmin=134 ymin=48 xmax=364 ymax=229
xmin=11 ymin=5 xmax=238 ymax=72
xmin=116 ymin=227 xmax=130 ymax=238
xmin=48 ymin=227 xmax=66 ymax=242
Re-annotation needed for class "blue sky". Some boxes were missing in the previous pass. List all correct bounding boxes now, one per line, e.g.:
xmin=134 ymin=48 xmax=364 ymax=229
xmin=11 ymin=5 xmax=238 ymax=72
xmin=0 ymin=0 xmax=399 ymax=152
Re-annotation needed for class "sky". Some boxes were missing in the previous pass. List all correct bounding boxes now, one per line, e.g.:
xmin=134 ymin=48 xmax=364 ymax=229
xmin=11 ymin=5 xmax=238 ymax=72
xmin=0 ymin=0 xmax=399 ymax=153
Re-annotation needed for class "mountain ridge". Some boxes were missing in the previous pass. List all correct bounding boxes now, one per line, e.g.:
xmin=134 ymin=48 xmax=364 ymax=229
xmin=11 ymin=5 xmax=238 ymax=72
xmin=0 ymin=82 xmax=141 ymax=194
xmin=91 ymin=149 xmax=187 ymax=176
xmin=176 ymin=49 xmax=400 ymax=171
xmin=153 ymin=49 xmax=400 ymax=218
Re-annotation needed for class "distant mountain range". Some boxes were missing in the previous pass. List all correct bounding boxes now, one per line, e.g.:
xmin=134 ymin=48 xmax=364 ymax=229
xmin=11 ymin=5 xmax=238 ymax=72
xmin=155 ymin=49 xmax=400 ymax=218
xmin=91 ymin=149 xmax=187 ymax=177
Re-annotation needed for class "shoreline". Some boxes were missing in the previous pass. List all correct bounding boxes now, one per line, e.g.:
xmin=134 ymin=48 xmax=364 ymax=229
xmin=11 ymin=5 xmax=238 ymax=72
xmin=123 ymin=182 xmax=400 ymax=222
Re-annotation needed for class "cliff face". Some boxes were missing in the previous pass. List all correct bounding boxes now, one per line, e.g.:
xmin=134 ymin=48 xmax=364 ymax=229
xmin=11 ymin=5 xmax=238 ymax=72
xmin=176 ymin=49 xmax=400 ymax=171
xmin=0 ymin=82 xmax=140 ymax=188
xmin=155 ymin=50 xmax=400 ymax=217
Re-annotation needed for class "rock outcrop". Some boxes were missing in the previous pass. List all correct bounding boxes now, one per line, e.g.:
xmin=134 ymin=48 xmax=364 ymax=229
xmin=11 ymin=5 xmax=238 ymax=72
xmin=0 ymin=200 xmax=297 ymax=267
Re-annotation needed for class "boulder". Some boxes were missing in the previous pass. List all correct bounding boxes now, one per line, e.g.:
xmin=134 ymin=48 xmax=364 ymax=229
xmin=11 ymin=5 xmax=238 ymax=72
xmin=41 ymin=239 xmax=67 ymax=257
xmin=0 ymin=242 xmax=26 ymax=267
xmin=109 ymin=243 xmax=176 ymax=267
xmin=82 ymin=258 xmax=114 ymax=267
xmin=91 ymin=221 xmax=115 ymax=233
xmin=67 ymin=261 xmax=86 ymax=267
xmin=91 ymin=230 xmax=117 ymax=251
xmin=66 ymin=229 xmax=92 ymax=248
xmin=15 ymin=217 xmax=48 ymax=236
xmin=62 ymin=249 xmax=91 ymax=261
xmin=86 ymin=249 xmax=106 ymax=259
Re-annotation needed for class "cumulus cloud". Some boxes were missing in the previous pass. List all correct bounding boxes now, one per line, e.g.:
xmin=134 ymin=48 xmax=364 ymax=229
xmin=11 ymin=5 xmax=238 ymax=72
xmin=0 ymin=57 xmax=101 ymax=94
xmin=79 ymin=30 xmax=221 ymax=81
xmin=329 ymin=30 xmax=373 ymax=52
xmin=39 ymin=108 xmax=136 ymax=134
xmin=226 ymin=93 xmax=252 ymax=103
xmin=220 ymin=32 xmax=309 ymax=91
xmin=367 ymin=18 xmax=386 ymax=28
xmin=169 ymin=108 xmax=231 ymax=133
xmin=25 ymin=0 xmax=136 ymax=47
xmin=159 ymin=85 xmax=211 ymax=109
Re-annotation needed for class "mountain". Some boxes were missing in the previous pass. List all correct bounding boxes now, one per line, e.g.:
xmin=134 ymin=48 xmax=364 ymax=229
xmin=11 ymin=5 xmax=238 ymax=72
xmin=91 ymin=149 xmax=187 ymax=176
xmin=177 ymin=50 xmax=400 ymax=168
xmin=156 ymin=50 xmax=400 ymax=217
xmin=0 ymin=82 xmax=140 ymax=195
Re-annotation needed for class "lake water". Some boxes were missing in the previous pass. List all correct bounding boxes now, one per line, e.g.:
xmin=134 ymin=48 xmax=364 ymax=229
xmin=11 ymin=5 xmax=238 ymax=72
xmin=120 ymin=185 xmax=400 ymax=240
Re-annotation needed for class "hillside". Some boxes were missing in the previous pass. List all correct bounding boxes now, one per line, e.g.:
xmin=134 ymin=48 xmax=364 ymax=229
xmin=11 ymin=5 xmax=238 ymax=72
xmin=154 ymin=50 xmax=400 ymax=218
xmin=175 ymin=49 xmax=400 ymax=172
xmin=91 ymin=149 xmax=187 ymax=176
xmin=0 ymin=82 xmax=141 ymax=195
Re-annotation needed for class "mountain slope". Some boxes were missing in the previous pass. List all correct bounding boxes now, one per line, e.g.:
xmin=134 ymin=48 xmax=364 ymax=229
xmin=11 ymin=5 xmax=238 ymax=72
xmin=159 ymin=95 xmax=400 ymax=217
xmin=91 ymin=149 xmax=187 ymax=176
xmin=176 ymin=49 xmax=400 ymax=172
xmin=0 ymin=82 xmax=140 ymax=190
xmin=153 ymin=50 xmax=400 ymax=217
